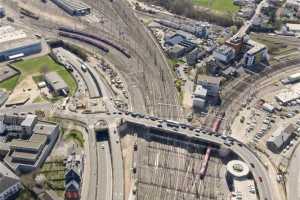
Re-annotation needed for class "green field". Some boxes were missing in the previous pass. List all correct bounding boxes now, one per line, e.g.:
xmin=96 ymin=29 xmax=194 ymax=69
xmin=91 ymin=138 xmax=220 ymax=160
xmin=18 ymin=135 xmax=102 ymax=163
xmin=64 ymin=129 xmax=85 ymax=148
xmin=0 ymin=55 xmax=77 ymax=95
xmin=192 ymin=0 xmax=239 ymax=13
xmin=0 ymin=75 xmax=20 ymax=92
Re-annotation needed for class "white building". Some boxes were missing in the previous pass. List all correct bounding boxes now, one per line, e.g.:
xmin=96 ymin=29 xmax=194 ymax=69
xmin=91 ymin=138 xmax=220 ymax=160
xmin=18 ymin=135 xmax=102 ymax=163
xmin=286 ymin=0 xmax=300 ymax=10
xmin=198 ymin=75 xmax=221 ymax=96
xmin=213 ymin=45 xmax=236 ymax=63
xmin=286 ymin=24 xmax=300 ymax=34
xmin=244 ymin=40 xmax=268 ymax=67
xmin=262 ymin=103 xmax=275 ymax=113
xmin=267 ymin=124 xmax=296 ymax=153
xmin=0 ymin=162 xmax=21 ymax=200
xmin=192 ymin=85 xmax=207 ymax=109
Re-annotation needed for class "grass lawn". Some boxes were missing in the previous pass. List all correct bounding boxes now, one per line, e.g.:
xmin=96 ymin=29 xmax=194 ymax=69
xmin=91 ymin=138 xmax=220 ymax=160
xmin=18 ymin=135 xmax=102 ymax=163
xmin=0 ymin=75 xmax=20 ymax=92
xmin=12 ymin=55 xmax=77 ymax=96
xmin=40 ymin=160 xmax=65 ymax=197
xmin=192 ymin=0 xmax=239 ymax=13
xmin=64 ymin=129 xmax=85 ymax=148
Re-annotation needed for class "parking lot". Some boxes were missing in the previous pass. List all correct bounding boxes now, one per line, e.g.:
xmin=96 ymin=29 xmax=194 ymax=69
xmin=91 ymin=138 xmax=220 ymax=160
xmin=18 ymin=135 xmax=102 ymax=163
xmin=231 ymin=77 xmax=300 ymax=166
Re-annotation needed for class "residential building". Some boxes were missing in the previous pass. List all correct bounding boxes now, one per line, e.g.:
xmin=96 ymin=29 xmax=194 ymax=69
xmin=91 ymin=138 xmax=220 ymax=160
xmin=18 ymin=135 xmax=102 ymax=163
xmin=213 ymin=45 xmax=236 ymax=63
xmin=0 ymin=162 xmax=21 ymax=200
xmin=0 ymin=26 xmax=41 ymax=62
xmin=64 ymin=152 xmax=84 ymax=200
xmin=44 ymin=72 xmax=69 ymax=96
xmin=267 ymin=124 xmax=296 ymax=153
xmin=198 ymin=75 xmax=221 ymax=96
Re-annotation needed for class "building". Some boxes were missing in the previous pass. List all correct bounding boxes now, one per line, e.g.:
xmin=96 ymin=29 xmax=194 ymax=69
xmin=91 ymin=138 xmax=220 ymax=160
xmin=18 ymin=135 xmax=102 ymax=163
xmin=167 ymin=45 xmax=186 ymax=59
xmin=65 ymin=152 xmax=84 ymax=200
xmin=286 ymin=0 xmax=300 ymax=10
xmin=198 ymin=75 xmax=221 ymax=96
xmin=213 ymin=45 xmax=236 ymax=63
xmin=186 ymin=48 xmax=206 ymax=66
xmin=0 ymin=162 xmax=21 ymax=200
xmin=225 ymin=36 xmax=244 ymax=54
xmin=243 ymin=40 xmax=268 ymax=67
xmin=0 ymin=26 xmax=42 ymax=62
xmin=262 ymin=103 xmax=275 ymax=113
xmin=226 ymin=160 xmax=256 ymax=200
xmin=44 ymin=72 xmax=69 ymax=96
xmin=286 ymin=24 xmax=300 ymax=34
xmin=0 ymin=114 xmax=59 ymax=173
xmin=192 ymin=85 xmax=207 ymax=109
xmin=0 ymin=5 xmax=5 ymax=18
xmin=51 ymin=0 xmax=91 ymax=16
xmin=267 ymin=124 xmax=296 ymax=153
xmin=164 ymin=34 xmax=185 ymax=47
xmin=286 ymin=73 xmax=300 ymax=83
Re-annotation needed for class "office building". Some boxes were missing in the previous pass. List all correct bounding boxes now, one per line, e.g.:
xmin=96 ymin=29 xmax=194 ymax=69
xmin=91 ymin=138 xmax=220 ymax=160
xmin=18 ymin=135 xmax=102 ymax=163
xmin=198 ymin=75 xmax=221 ymax=96
xmin=51 ymin=0 xmax=91 ymax=16
xmin=243 ymin=40 xmax=268 ymax=67
xmin=0 ymin=26 xmax=42 ymax=62
xmin=0 ymin=114 xmax=59 ymax=173
xmin=213 ymin=45 xmax=236 ymax=63
xmin=0 ymin=162 xmax=21 ymax=200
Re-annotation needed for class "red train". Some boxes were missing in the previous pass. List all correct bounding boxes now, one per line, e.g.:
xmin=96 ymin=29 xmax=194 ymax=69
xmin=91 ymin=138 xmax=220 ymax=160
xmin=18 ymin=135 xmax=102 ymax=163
xmin=211 ymin=112 xmax=225 ymax=133
xmin=200 ymin=146 xmax=211 ymax=179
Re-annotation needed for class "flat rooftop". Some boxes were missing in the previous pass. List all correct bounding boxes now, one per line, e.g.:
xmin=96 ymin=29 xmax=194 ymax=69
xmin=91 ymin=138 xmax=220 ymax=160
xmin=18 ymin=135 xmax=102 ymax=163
xmin=198 ymin=75 xmax=222 ymax=85
xmin=11 ymin=151 xmax=39 ymax=161
xmin=33 ymin=123 xmax=58 ymax=136
xmin=53 ymin=0 xmax=91 ymax=10
xmin=10 ymin=134 xmax=47 ymax=151
xmin=247 ymin=40 xmax=266 ymax=55
xmin=44 ymin=72 xmax=68 ymax=91
xmin=0 ymin=26 xmax=41 ymax=53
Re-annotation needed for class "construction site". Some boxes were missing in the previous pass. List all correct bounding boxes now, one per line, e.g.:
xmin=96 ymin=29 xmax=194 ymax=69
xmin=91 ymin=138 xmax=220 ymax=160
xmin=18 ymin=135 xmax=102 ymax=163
xmin=120 ymin=124 xmax=230 ymax=200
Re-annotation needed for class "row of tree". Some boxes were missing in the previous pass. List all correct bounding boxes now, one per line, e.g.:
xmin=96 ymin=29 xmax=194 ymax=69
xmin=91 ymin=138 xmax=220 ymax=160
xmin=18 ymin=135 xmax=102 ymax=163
xmin=141 ymin=0 xmax=243 ymax=27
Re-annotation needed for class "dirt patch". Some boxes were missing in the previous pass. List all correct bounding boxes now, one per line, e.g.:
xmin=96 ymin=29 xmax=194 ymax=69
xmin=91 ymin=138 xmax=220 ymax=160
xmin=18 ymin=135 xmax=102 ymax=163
xmin=6 ymin=74 xmax=41 ymax=105
xmin=120 ymin=134 xmax=136 ymax=200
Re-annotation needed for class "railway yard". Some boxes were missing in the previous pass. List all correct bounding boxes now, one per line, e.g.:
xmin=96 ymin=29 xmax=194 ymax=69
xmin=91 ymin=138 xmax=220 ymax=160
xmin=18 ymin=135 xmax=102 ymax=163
xmin=135 ymin=137 xmax=227 ymax=200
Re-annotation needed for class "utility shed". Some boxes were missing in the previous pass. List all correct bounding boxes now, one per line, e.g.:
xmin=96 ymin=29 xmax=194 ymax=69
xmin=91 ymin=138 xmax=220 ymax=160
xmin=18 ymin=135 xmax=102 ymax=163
xmin=44 ymin=72 xmax=69 ymax=96
xmin=266 ymin=124 xmax=296 ymax=153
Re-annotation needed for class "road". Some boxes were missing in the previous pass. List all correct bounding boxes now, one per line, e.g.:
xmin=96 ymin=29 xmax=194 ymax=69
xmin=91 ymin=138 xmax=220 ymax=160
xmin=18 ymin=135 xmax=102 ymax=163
xmin=287 ymin=144 xmax=300 ymax=200
xmin=0 ymin=104 xmax=274 ymax=200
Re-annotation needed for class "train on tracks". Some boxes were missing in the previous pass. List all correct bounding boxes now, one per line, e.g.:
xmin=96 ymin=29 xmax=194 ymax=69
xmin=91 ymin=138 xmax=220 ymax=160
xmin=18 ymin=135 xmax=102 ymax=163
xmin=58 ymin=27 xmax=131 ymax=58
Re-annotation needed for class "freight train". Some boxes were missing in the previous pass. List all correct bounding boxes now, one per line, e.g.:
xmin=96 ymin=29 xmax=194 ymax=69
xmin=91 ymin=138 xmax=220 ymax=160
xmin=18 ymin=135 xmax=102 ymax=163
xmin=58 ymin=32 xmax=109 ymax=53
xmin=58 ymin=27 xmax=131 ymax=58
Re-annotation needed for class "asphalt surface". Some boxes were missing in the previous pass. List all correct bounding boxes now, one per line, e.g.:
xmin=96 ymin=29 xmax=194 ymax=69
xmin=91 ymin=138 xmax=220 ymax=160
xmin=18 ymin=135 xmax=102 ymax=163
xmin=287 ymin=144 xmax=300 ymax=200
xmin=0 ymin=104 xmax=274 ymax=200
